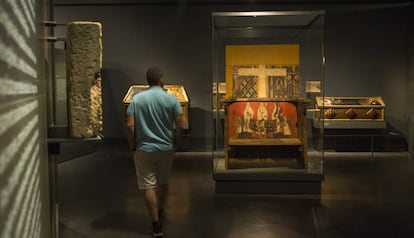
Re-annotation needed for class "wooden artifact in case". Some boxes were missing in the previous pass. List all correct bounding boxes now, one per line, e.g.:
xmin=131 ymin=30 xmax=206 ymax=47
xmin=123 ymin=85 xmax=190 ymax=129
xmin=225 ymin=98 xmax=308 ymax=169
xmin=223 ymin=44 xmax=308 ymax=169
xmin=313 ymin=96 xmax=386 ymax=129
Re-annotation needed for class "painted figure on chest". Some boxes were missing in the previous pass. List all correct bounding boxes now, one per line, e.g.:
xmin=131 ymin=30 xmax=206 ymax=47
xmin=257 ymin=102 xmax=268 ymax=137
xmin=242 ymin=102 xmax=254 ymax=133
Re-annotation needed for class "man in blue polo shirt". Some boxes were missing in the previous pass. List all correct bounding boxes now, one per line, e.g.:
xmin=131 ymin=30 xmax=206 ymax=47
xmin=126 ymin=67 xmax=183 ymax=238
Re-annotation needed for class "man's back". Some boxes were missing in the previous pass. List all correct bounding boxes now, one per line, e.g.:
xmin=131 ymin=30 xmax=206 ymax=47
xmin=128 ymin=86 xmax=182 ymax=152
xmin=126 ymin=67 xmax=183 ymax=237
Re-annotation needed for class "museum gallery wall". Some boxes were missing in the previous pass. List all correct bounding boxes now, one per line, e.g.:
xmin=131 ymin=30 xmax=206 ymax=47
xmin=0 ymin=1 xmax=51 ymax=238
xmin=53 ymin=4 xmax=412 ymax=151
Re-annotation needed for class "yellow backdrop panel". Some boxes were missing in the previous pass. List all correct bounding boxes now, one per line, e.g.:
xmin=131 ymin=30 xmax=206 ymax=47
xmin=225 ymin=44 xmax=300 ymax=98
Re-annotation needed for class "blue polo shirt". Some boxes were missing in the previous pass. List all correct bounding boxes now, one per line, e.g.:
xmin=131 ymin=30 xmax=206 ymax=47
xmin=127 ymin=86 xmax=183 ymax=152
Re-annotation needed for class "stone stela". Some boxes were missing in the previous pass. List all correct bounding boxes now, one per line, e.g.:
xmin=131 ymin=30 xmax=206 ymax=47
xmin=67 ymin=21 xmax=103 ymax=139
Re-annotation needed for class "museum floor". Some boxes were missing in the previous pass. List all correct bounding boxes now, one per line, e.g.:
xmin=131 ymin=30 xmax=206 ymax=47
xmin=58 ymin=144 xmax=414 ymax=238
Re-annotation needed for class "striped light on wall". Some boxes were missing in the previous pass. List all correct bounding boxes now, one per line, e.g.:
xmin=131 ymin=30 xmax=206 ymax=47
xmin=0 ymin=0 xmax=50 ymax=238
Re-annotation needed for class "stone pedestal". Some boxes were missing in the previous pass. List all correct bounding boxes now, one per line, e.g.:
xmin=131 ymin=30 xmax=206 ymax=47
xmin=66 ymin=21 xmax=103 ymax=138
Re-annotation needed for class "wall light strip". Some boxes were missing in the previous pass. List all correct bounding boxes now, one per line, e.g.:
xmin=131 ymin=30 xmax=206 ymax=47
xmin=14 ymin=160 xmax=40 ymax=238
xmin=23 ymin=184 xmax=41 ymax=238
xmin=0 ymin=99 xmax=38 ymax=136
xmin=0 ymin=119 xmax=39 ymax=208
xmin=15 ymin=142 xmax=40 ymax=238
xmin=1 ymin=127 xmax=40 ymax=238
xmin=5 ymin=0 xmax=31 ymax=37
xmin=0 ymin=10 xmax=37 ymax=63
xmin=22 ymin=0 xmax=37 ymax=32
xmin=0 ymin=39 xmax=37 ymax=78
xmin=0 ymin=77 xmax=38 ymax=95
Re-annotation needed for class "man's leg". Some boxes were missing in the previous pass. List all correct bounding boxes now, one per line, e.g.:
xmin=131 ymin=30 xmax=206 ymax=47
xmin=134 ymin=151 xmax=163 ymax=237
xmin=156 ymin=150 xmax=174 ymax=215
xmin=157 ymin=184 xmax=169 ymax=220
xmin=144 ymin=188 xmax=163 ymax=237
xmin=158 ymin=184 xmax=169 ymax=211
xmin=144 ymin=188 xmax=159 ymax=222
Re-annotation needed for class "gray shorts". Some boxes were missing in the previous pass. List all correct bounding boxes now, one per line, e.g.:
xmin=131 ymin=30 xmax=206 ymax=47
xmin=133 ymin=150 xmax=175 ymax=190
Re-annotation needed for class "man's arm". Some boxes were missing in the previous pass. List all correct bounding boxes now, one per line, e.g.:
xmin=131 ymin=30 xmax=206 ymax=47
xmin=174 ymin=115 xmax=184 ymax=147
xmin=126 ymin=114 xmax=135 ymax=152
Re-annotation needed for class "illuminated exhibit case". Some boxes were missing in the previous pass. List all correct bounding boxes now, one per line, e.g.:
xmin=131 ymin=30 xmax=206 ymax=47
xmin=313 ymin=96 xmax=386 ymax=129
xmin=123 ymin=85 xmax=190 ymax=130
xmin=212 ymin=11 xmax=326 ymax=193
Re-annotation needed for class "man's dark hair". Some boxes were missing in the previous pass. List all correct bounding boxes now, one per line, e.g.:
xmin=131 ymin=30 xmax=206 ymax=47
xmin=146 ymin=67 xmax=164 ymax=86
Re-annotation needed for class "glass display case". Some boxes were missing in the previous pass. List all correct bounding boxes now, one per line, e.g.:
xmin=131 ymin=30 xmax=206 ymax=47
xmin=313 ymin=96 xmax=386 ymax=129
xmin=212 ymin=11 xmax=325 ymax=193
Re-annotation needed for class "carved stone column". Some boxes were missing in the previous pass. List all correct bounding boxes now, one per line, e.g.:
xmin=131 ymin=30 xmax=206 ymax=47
xmin=66 ymin=21 xmax=103 ymax=138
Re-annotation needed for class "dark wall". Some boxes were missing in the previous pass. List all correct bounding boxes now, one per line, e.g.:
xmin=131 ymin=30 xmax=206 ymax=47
xmin=55 ymin=5 xmax=215 ymax=147
xmin=408 ymin=5 xmax=414 ymax=153
xmin=325 ymin=6 xmax=410 ymax=132
xmin=54 ymin=3 xmax=412 ymax=150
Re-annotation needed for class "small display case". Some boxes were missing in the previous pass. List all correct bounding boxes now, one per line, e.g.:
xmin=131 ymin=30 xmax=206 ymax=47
xmin=123 ymin=85 xmax=190 ymax=129
xmin=313 ymin=96 xmax=386 ymax=129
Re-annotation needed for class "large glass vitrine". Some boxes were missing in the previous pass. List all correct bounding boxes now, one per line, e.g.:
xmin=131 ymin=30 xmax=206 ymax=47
xmin=212 ymin=11 xmax=325 ymax=193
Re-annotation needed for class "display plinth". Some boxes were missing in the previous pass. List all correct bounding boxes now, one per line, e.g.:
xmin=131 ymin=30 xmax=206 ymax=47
xmin=122 ymin=85 xmax=190 ymax=129
xmin=213 ymin=157 xmax=323 ymax=194
xmin=312 ymin=127 xmax=408 ymax=152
